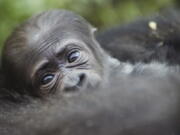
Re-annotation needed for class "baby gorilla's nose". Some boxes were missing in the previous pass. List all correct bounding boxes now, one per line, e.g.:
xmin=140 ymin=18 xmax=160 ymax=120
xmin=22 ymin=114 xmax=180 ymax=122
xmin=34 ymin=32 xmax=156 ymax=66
xmin=78 ymin=73 xmax=86 ymax=86
xmin=63 ymin=73 xmax=86 ymax=92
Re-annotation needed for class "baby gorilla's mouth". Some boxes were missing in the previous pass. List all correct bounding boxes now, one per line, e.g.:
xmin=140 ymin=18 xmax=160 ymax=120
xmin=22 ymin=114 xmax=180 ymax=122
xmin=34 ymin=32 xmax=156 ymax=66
xmin=64 ymin=73 xmax=86 ymax=92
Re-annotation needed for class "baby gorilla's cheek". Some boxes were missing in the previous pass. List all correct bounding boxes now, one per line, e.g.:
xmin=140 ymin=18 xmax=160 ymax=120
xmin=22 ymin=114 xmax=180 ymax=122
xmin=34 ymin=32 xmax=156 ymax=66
xmin=85 ymin=71 xmax=102 ymax=89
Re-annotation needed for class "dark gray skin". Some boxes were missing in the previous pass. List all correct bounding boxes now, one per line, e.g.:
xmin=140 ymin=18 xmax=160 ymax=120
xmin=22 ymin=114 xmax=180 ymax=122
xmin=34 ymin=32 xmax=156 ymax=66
xmin=2 ymin=10 xmax=117 ymax=97
xmin=97 ymin=9 xmax=180 ymax=65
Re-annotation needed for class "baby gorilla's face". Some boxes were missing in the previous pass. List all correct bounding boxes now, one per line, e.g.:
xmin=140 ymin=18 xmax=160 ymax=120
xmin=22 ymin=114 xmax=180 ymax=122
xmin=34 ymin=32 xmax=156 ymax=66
xmin=2 ymin=10 xmax=108 ymax=96
xmin=29 ymin=37 xmax=102 ymax=96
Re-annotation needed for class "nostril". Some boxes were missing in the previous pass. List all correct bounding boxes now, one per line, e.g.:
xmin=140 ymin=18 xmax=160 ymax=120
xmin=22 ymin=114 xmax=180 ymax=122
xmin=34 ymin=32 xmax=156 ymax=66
xmin=78 ymin=73 xmax=86 ymax=86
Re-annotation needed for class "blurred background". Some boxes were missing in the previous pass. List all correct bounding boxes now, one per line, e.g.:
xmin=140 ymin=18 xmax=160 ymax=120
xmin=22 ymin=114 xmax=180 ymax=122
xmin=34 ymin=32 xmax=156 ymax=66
xmin=0 ymin=0 xmax=179 ymax=49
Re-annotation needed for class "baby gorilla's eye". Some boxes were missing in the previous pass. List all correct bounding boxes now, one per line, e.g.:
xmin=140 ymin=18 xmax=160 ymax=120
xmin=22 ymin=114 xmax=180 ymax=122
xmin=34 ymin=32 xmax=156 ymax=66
xmin=67 ymin=50 xmax=80 ymax=63
xmin=41 ymin=74 xmax=54 ymax=85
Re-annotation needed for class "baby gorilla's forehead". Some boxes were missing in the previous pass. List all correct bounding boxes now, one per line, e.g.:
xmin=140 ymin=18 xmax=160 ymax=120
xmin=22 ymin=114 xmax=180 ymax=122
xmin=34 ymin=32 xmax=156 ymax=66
xmin=25 ymin=10 xmax=92 ymax=47
xmin=30 ymin=27 xmax=90 ymax=49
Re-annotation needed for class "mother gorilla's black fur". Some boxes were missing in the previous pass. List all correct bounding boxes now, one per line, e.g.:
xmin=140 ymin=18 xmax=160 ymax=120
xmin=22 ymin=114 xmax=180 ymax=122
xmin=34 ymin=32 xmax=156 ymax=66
xmin=97 ymin=9 xmax=180 ymax=65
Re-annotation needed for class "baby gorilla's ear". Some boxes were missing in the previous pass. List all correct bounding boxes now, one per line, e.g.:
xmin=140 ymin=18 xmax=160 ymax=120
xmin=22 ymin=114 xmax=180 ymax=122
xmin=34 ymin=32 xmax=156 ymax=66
xmin=89 ymin=25 xmax=97 ymax=35
xmin=91 ymin=27 xmax=97 ymax=33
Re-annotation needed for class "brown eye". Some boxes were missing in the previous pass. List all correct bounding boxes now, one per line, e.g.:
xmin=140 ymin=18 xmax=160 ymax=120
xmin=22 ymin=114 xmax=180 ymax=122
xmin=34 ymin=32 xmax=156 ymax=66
xmin=67 ymin=50 xmax=80 ymax=63
xmin=41 ymin=74 xmax=54 ymax=85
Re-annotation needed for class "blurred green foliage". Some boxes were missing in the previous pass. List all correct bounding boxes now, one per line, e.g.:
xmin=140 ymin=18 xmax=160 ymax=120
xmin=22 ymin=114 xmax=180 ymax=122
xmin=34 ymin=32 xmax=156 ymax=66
xmin=0 ymin=0 xmax=177 ymax=49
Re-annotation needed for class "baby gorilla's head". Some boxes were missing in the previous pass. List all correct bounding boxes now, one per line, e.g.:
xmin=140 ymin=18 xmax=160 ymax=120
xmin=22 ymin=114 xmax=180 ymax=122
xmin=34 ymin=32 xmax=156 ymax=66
xmin=2 ymin=10 xmax=117 ymax=96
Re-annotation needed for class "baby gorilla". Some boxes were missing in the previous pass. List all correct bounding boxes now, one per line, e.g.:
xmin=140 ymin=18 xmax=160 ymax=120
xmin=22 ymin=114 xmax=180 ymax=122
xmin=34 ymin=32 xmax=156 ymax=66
xmin=2 ymin=9 xmax=179 ymax=97
xmin=2 ymin=10 xmax=117 ymax=96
